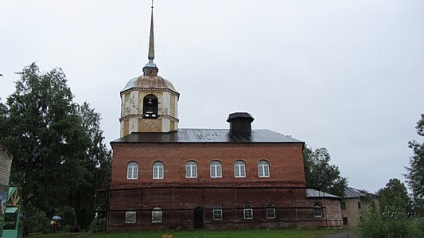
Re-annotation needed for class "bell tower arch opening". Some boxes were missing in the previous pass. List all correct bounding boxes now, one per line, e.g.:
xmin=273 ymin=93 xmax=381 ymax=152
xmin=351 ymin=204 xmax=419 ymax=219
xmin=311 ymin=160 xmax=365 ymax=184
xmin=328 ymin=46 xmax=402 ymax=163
xmin=143 ymin=94 xmax=158 ymax=118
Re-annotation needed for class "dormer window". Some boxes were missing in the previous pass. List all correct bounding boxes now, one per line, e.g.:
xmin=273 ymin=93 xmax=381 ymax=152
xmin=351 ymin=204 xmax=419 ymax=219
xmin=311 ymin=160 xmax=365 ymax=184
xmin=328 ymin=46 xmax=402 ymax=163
xmin=143 ymin=94 xmax=158 ymax=118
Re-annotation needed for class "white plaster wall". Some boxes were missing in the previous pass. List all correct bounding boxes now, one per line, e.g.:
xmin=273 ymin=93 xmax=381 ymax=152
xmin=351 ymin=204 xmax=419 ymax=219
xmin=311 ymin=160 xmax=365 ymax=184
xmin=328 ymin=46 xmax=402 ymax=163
xmin=174 ymin=95 xmax=179 ymax=121
xmin=130 ymin=91 xmax=139 ymax=115
xmin=162 ymin=92 xmax=170 ymax=116
xmin=120 ymin=121 xmax=124 ymax=137
xmin=120 ymin=95 xmax=125 ymax=117
xmin=162 ymin=118 xmax=170 ymax=132
xmin=129 ymin=117 xmax=138 ymax=134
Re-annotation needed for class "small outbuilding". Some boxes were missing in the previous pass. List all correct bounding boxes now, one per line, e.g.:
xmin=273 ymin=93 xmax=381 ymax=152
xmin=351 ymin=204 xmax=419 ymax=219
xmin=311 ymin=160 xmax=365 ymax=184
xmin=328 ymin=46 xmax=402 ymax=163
xmin=3 ymin=187 xmax=23 ymax=238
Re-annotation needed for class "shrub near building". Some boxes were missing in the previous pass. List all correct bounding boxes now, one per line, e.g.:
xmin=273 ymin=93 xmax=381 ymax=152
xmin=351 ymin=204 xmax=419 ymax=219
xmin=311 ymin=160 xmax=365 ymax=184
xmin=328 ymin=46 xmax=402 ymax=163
xmin=357 ymin=178 xmax=424 ymax=237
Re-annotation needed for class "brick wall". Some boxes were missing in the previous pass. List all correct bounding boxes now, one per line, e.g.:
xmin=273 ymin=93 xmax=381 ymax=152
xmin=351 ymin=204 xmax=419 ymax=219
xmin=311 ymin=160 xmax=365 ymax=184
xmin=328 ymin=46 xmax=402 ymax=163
xmin=108 ymin=187 xmax=342 ymax=231
xmin=110 ymin=143 xmax=306 ymax=187
xmin=0 ymin=145 xmax=12 ymax=185
xmin=106 ymin=142 xmax=347 ymax=230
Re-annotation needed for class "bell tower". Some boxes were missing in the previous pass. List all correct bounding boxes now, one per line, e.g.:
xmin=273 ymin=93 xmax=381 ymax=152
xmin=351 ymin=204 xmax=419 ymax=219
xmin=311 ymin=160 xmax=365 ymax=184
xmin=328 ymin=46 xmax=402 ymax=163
xmin=119 ymin=3 xmax=179 ymax=136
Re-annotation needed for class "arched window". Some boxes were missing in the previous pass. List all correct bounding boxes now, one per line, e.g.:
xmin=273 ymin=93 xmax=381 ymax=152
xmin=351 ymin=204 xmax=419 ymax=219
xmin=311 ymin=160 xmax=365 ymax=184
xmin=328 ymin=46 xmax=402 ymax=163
xmin=127 ymin=162 xmax=138 ymax=180
xmin=210 ymin=161 xmax=222 ymax=178
xmin=266 ymin=203 xmax=276 ymax=219
xmin=314 ymin=202 xmax=323 ymax=217
xmin=152 ymin=207 xmax=162 ymax=223
xmin=234 ymin=161 xmax=246 ymax=178
xmin=185 ymin=161 xmax=197 ymax=178
xmin=243 ymin=204 xmax=253 ymax=219
xmin=212 ymin=205 xmax=223 ymax=220
xmin=153 ymin=161 xmax=164 ymax=179
xmin=258 ymin=160 xmax=270 ymax=177
xmin=143 ymin=94 xmax=158 ymax=118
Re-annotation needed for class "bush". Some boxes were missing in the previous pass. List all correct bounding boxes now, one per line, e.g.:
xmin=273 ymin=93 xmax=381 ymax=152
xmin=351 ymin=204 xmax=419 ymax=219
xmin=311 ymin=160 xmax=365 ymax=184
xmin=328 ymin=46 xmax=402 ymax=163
xmin=24 ymin=206 xmax=50 ymax=233
xmin=89 ymin=218 xmax=106 ymax=233
xmin=55 ymin=205 xmax=75 ymax=227
xmin=357 ymin=205 xmax=424 ymax=238
xmin=356 ymin=204 xmax=384 ymax=237
xmin=416 ymin=218 xmax=424 ymax=235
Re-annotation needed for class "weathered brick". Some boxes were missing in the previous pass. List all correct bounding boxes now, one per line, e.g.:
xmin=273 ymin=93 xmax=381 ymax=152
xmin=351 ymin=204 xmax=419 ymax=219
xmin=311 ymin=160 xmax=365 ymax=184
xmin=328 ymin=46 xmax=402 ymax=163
xmin=107 ymin=142 xmax=343 ymax=230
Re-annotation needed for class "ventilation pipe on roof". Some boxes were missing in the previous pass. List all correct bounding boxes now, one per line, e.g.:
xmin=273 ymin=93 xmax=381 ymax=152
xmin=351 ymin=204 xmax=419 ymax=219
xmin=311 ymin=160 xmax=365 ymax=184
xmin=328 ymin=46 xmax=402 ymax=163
xmin=227 ymin=112 xmax=254 ymax=133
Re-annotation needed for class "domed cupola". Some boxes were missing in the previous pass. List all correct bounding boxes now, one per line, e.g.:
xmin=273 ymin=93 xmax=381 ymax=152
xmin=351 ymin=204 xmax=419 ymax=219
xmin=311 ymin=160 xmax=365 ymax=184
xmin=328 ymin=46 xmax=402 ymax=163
xmin=119 ymin=4 xmax=179 ymax=136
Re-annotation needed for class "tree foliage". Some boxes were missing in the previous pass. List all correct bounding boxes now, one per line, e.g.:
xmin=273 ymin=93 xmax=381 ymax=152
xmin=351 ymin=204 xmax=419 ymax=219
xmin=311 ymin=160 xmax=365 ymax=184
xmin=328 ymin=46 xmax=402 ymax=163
xmin=358 ymin=179 xmax=423 ymax=238
xmin=303 ymin=147 xmax=347 ymax=197
xmin=357 ymin=200 xmax=424 ymax=238
xmin=0 ymin=63 xmax=111 ymax=230
xmin=406 ymin=114 xmax=424 ymax=201
xmin=378 ymin=178 xmax=411 ymax=213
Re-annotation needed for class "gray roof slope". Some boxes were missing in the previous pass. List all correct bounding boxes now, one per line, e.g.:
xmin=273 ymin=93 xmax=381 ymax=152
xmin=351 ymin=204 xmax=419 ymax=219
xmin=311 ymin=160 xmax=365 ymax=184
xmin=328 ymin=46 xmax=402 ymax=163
xmin=306 ymin=188 xmax=340 ymax=199
xmin=112 ymin=129 xmax=303 ymax=144
xmin=344 ymin=187 xmax=368 ymax=198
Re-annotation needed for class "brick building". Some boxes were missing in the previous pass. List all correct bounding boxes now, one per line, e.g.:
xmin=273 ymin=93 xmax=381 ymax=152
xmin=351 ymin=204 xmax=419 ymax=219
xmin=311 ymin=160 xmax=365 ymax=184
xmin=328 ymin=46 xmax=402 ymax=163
xmin=106 ymin=5 xmax=342 ymax=231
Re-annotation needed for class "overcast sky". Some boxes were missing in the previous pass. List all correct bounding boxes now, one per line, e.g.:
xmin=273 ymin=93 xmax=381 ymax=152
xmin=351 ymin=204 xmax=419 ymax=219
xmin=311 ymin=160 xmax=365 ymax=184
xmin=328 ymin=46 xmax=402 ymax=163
xmin=1 ymin=1 xmax=423 ymax=193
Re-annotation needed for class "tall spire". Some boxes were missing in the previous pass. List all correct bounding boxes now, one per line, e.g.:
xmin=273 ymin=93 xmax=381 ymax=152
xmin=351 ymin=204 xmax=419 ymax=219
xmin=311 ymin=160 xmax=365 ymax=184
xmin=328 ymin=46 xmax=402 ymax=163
xmin=143 ymin=0 xmax=158 ymax=76
xmin=148 ymin=0 xmax=155 ymax=61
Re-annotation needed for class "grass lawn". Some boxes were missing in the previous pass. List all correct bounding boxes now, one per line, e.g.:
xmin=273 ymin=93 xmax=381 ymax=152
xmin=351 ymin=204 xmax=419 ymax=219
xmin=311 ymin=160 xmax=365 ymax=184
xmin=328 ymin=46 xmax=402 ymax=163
xmin=33 ymin=228 xmax=352 ymax=238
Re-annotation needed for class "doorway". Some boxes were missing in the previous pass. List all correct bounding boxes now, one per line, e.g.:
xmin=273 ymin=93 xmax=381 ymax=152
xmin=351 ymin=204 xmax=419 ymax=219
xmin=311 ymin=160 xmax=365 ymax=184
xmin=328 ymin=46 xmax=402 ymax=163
xmin=193 ymin=207 xmax=204 ymax=229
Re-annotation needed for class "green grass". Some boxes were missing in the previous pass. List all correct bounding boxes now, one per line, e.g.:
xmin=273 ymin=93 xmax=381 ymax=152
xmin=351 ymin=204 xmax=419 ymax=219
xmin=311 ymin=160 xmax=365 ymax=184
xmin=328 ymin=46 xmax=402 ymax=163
xmin=33 ymin=228 xmax=352 ymax=238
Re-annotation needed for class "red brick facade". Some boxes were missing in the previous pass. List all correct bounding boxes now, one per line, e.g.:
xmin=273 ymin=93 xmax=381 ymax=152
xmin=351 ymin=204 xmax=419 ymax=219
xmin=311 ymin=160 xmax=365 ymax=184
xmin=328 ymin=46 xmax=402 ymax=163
xmin=111 ymin=143 xmax=305 ymax=186
xmin=107 ymin=141 xmax=343 ymax=230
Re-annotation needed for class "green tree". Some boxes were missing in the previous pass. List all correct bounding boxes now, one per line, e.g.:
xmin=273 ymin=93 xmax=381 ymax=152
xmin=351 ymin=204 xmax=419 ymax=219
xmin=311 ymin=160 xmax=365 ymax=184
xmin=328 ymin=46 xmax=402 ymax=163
xmin=303 ymin=147 xmax=347 ymax=197
xmin=70 ymin=102 xmax=111 ymax=228
xmin=378 ymin=178 xmax=410 ymax=213
xmin=0 ymin=101 xmax=7 ymax=137
xmin=406 ymin=114 xmax=424 ymax=201
xmin=0 ymin=63 xmax=111 ymax=230
xmin=357 ymin=200 xmax=423 ymax=238
xmin=358 ymin=179 xmax=423 ymax=238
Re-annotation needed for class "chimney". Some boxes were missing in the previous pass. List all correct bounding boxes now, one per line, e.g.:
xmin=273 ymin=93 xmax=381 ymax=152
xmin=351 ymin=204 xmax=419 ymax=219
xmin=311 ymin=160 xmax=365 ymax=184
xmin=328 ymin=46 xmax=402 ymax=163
xmin=227 ymin=112 xmax=254 ymax=133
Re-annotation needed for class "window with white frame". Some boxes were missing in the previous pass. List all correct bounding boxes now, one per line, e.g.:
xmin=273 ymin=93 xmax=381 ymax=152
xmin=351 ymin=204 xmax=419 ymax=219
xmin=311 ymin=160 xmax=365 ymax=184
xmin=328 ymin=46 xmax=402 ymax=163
xmin=266 ymin=203 xmax=276 ymax=219
xmin=234 ymin=161 xmax=246 ymax=178
xmin=258 ymin=160 xmax=270 ymax=177
xmin=314 ymin=202 xmax=323 ymax=217
xmin=185 ymin=161 xmax=197 ymax=178
xmin=210 ymin=161 xmax=222 ymax=178
xmin=127 ymin=162 xmax=138 ymax=180
xmin=125 ymin=211 xmax=136 ymax=223
xmin=243 ymin=204 xmax=253 ymax=219
xmin=152 ymin=207 xmax=162 ymax=223
xmin=213 ymin=204 xmax=223 ymax=220
xmin=153 ymin=161 xmax=164 ymax=179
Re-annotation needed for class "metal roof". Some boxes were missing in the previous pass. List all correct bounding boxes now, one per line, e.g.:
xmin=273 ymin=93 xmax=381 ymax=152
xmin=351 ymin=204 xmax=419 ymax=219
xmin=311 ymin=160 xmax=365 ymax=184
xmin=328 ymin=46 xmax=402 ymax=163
xmin=6 ymin=207 xmax=19 ymax=214
xmin=121 ymin=75 xmax=179 ymax=94
xmin=344 ymin=187 xmax=368 ymax=198
xmin=306 ymin=188 xmax=340 ymax=199
xmin=111 ymin=129 xmax=303 ymax=144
